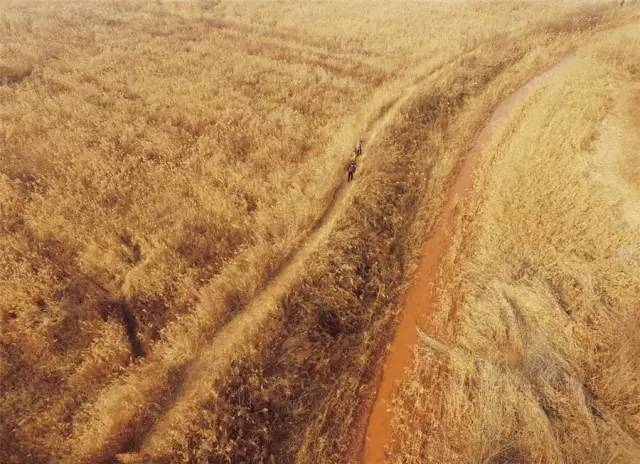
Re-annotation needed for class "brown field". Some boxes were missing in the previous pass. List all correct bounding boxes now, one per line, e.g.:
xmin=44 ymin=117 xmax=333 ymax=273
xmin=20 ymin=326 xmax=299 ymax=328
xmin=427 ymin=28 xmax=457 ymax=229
xmin=1 ymin=1 xmax=640 ymax=463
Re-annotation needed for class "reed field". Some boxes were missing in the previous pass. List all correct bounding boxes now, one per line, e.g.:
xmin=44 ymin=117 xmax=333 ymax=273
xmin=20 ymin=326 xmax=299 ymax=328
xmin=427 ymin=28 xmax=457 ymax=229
xmin=1 ymin=0 xmax=639 ymax=463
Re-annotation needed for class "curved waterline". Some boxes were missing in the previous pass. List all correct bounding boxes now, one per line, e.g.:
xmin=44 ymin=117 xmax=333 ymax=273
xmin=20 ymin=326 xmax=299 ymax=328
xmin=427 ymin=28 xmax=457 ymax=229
xmin=362 ymin=55 xmax=574 ymax=464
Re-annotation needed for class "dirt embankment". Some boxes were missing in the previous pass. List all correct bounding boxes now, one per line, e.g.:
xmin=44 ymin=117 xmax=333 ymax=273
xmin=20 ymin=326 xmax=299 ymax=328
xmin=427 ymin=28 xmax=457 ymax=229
xmin=390 ymin=16 xmax=640 ymax=464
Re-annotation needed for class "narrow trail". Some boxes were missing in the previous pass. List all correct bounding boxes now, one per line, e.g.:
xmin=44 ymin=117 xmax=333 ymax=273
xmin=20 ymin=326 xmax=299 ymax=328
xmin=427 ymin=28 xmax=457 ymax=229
xmin=115 ymin=66 xmax=429 ymax=461
xmin=69 ymin=44 xmax=491 ymax=464
xmin=362 ymin=56 xmax=575 ymax=464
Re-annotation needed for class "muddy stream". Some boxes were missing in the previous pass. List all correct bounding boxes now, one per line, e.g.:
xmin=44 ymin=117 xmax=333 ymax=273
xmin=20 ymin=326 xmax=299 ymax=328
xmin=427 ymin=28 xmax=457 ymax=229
xmin=363 ymin=56 xmax=573 ymax=463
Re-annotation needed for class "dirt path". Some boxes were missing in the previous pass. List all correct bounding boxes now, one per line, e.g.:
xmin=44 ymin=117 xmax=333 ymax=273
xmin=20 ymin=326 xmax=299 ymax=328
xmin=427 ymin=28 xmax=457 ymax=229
xmin=362 ymin=56 xmax=575 ymax=464
xmin=113 ymin=65 xmax=433 ymax=462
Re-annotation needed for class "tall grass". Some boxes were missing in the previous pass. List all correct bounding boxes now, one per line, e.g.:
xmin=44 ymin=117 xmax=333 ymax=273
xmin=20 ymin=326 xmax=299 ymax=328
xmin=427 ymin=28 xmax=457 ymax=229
xmin=1 ymin=0 xmax=635 ymax=462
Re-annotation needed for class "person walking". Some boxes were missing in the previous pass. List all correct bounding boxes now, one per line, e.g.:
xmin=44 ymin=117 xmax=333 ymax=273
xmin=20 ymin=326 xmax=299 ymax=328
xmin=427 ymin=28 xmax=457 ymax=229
xmin=355 ymin=139 xmax=363 ymax=157
xmin=347 ymin=159 xmax=356 ymax=182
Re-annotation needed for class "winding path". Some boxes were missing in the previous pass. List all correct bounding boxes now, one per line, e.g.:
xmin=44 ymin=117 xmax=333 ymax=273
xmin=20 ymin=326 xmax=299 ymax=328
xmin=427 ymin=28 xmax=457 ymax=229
xmin=362 ymin=55 xmax=575 ymax=463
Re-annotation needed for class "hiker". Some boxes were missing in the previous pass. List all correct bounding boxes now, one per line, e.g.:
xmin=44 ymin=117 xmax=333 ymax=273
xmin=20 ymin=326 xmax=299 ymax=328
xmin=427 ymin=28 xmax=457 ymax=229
xmin=355 ymin=139 xmax=363 ymax=157
xmin=347 ymin=159 xmax=356 ymax=182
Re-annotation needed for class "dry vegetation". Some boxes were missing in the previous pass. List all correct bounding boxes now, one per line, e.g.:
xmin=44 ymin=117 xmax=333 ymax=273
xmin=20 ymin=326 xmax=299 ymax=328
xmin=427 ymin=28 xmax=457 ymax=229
xmin=393 ymin=17 xmax=640 ymax=464
xmin=1 ymin=0 xmax=639 ymax=463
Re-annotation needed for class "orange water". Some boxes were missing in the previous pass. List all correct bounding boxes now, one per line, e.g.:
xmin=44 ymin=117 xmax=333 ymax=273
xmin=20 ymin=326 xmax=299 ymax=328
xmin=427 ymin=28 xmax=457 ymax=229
xmin=363 ymin=57 xmax=573 ymax=464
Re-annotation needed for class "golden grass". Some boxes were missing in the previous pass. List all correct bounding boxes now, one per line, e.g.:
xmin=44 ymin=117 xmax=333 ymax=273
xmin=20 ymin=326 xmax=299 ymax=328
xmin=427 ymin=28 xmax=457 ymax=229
xmin=101 ymin=6 xmax=640 ymax=464
xmin=392 ymin=18 xmax=640 ymax=464
xmin=1 ymin=0 xmax=638 ymax=463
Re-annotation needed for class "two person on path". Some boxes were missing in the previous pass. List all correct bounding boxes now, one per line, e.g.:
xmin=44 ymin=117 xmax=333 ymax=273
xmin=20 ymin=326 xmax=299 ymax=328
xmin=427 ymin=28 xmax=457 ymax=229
xmin=347 ymin=139 xmax=363 ymax=182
